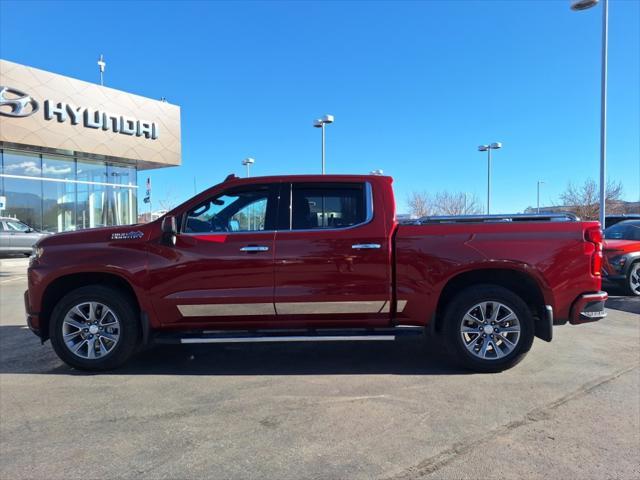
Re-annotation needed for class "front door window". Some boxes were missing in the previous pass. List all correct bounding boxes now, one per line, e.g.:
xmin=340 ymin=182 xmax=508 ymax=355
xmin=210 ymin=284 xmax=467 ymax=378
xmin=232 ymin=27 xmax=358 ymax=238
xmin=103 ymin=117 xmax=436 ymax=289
xmin=184 ymin=184 xmax=276 ymax=234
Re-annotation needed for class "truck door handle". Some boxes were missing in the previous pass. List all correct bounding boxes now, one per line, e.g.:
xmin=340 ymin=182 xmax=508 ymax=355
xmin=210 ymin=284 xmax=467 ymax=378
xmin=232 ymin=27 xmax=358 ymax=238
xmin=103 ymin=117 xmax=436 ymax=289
xmin=352 ymin=243 xmax=381 ymax=250
xmin=240 ymin=245 xmax=270 ymax=252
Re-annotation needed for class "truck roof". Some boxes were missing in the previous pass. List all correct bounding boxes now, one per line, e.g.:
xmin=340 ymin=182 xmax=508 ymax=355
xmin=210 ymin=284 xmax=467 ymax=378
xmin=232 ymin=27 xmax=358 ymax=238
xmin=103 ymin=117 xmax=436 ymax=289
xmin=221 ymin=173 xmax=392 ymax=184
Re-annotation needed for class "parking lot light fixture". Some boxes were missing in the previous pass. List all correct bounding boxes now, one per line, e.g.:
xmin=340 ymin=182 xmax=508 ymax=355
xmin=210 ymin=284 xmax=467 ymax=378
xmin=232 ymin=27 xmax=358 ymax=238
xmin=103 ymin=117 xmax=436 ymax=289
xmin=477 ymin=142 xmax=502 ymax=214
xmin=571 ymin=0 xmax=599 ymax=11
xmin=537 ymin=180 xmax=545 ymax=214
xmin=242 ymin=157 xmax=255 ymax=177
xmin=570 ymin=0 xmax=608 ymax=227
xmin=313 ymin=114 xmax=334 ymax=174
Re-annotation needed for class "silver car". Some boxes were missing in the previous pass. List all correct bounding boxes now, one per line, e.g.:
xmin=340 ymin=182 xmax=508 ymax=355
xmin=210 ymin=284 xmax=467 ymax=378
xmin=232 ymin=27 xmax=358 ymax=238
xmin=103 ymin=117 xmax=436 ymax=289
xmin=0 ymin=218 xmax=49 ymax=256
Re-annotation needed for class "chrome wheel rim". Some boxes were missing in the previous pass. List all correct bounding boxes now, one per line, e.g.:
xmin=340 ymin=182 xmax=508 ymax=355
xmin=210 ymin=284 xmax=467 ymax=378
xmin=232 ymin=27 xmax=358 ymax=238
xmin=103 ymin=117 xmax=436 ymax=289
xmin=460 ymin=301 xmax=521 ymax=360
xmin=62 ymin=302 xmax=121 ymax=360
xmin=630 ymin=263 xmax=640 ymax=295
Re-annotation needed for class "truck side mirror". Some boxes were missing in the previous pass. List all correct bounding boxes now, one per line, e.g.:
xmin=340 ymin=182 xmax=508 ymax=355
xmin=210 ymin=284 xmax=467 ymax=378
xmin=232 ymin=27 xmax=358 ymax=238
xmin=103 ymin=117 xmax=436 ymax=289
xmin=161 ymin=215 xmax=177 ymax=246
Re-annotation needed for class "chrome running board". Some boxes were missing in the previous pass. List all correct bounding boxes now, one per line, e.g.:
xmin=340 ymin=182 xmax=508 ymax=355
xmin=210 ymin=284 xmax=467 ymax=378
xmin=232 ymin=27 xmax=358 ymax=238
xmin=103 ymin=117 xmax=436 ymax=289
xmin=154 ymin=326 xmax=424 ymax=345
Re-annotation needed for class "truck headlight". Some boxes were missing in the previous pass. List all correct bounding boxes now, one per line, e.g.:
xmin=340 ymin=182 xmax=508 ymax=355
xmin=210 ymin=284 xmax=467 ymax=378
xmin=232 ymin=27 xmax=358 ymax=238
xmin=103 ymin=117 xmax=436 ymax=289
xmin=29 ymin=246 xmax=44 ymax=266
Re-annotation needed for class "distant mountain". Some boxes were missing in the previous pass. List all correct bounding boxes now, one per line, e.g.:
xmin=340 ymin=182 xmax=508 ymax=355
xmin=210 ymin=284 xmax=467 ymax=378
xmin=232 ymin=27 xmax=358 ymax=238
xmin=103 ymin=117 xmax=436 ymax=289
xmin=524 ymin=200 xmax=640 ymax=216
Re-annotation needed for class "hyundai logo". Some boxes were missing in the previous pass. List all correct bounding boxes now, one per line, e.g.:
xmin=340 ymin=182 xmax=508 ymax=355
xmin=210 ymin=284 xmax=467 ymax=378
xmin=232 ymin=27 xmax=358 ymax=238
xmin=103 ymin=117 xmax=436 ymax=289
xmin=0 ymin=86 xmax=39 ymax=118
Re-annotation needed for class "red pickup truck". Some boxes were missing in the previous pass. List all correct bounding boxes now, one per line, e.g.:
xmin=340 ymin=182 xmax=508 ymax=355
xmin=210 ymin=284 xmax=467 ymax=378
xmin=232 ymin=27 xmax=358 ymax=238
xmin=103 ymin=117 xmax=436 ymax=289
xmin=25 ymin=174 xmax=607 ymax=372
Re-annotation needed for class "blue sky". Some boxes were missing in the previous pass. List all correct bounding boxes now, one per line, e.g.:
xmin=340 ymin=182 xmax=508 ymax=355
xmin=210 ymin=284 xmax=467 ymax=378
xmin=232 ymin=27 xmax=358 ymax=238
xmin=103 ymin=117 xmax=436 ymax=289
xmin=1 ymin=0 xmax=638 ymax=214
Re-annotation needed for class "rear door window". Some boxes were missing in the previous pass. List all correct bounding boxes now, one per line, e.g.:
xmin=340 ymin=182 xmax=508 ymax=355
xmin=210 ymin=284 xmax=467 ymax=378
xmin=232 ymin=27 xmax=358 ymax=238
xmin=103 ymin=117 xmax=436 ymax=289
xmin=290 ymin=183 xmax=367 ymax=230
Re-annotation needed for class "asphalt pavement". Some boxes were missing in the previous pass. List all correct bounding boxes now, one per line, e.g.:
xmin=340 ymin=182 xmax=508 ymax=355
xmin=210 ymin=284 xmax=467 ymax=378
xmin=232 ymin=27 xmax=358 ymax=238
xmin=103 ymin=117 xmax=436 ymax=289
xmin=1 ymin=256 xmax=638 ymax=480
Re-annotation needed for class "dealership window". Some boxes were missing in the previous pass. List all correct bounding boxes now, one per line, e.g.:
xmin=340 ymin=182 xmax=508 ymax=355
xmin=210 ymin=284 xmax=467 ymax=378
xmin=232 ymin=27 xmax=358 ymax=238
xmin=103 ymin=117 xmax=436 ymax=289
xmin=1 ymin=149 xmax=138 ymax=232
xmin=0 ymin=150 xmax=43 ymax=230
xmin=76 ymin=159 xmax=107 ymax=229
xmin=107 ymin=164 xmax=137 ymax=226
xmin=42 ymin=155 xmax=76 ymax=232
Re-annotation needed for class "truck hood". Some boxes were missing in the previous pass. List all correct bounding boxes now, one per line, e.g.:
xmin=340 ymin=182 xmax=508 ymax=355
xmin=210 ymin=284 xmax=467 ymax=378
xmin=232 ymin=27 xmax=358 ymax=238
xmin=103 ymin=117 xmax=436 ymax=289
xmin=37 ymin=224 xmax=152 ymax=247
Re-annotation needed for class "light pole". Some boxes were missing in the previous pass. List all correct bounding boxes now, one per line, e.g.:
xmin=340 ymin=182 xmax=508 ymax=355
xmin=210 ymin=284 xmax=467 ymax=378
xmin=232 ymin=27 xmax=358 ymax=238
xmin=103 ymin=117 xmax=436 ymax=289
xmin=537 ymin=180 xmax=545 ymax=214
xmin=242 ymin=157 xmax=255 ymax=177
xmin=313 ymin=114 xmax=334 ymax=174
xmin=477 ymin=142 xmax=502 ymax=214
xmin=97 ymin=54 xmax=106 ymax=86
xmin=570 ymin=0 xmax=608 ymax=226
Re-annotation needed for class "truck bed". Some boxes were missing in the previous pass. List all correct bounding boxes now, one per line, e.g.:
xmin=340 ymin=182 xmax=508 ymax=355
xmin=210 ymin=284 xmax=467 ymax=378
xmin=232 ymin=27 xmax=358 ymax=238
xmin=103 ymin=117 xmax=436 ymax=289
xmin=394 ymin=217 xmax=601 ymax=325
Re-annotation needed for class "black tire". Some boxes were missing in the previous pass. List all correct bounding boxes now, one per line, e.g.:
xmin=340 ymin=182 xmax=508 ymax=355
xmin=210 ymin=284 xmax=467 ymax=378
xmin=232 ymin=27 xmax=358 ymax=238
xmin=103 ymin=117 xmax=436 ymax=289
xmin=49 ymin=285 xmax=140 ymax=371
xmin=443 ymin=284 xmax=535 ymax=373
xmin=623 ymin=261 xmax=640 ymax=297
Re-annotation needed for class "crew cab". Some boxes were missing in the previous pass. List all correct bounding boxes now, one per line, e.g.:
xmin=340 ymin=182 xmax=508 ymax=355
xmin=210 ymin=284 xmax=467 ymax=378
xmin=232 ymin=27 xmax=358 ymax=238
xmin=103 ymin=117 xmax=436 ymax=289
xmin=25 ymin=174 xmax=608 ymax=372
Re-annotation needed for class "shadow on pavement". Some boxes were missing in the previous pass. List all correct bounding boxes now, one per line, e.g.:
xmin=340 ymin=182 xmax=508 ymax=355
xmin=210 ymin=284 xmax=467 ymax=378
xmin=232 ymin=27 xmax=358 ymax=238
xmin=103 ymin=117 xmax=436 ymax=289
xmin=604 ymin=285 xmax=640 ymax=314
xmin=0 ymin=324 xmax=468 ymax=376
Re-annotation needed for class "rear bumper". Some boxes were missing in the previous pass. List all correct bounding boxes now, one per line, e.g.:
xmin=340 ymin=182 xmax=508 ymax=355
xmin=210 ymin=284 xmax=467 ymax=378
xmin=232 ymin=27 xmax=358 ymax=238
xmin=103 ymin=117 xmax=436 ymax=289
xmin=569 ymin=291 xmax=608 ymax=325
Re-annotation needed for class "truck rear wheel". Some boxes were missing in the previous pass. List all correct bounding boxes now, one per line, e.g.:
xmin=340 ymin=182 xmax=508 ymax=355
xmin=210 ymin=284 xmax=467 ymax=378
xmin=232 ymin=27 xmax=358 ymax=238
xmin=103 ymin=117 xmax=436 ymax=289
xmin=49 ymin=286 xmax=140 ymax=371
xmin=443 ymin=285 xmax=534 ymax=373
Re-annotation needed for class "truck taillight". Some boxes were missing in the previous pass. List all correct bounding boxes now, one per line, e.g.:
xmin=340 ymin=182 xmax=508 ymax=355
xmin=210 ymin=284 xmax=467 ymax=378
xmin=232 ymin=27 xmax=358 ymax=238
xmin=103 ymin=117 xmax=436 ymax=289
xmin=585 ymin=226 xmax=603 ymax=276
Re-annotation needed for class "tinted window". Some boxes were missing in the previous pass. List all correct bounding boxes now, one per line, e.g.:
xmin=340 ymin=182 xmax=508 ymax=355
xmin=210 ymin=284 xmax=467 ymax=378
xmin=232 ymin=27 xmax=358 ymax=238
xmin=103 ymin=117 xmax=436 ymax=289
xmin=291 ymin=183 xmax=367 ymax=230
xmin=604 ymin=221 xmax=640 ymax=241
xmin=184 ymin=184 xmax=278 ymax=233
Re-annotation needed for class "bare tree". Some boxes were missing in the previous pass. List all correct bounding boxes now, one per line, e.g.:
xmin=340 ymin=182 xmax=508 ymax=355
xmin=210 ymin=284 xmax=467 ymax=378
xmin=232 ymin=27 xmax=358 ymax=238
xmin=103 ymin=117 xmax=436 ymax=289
xmin=407 ymin=191 xmax=482 ymax=217
xmin=157 ymin=189 xmax=180 ymax=212
xmin=407 ymin=191 xmax=433 ymax=218
xmin=433 ymin=192 xmax=482 ymax=215
xmin=559 ymin=178 xmax=624 ymax=220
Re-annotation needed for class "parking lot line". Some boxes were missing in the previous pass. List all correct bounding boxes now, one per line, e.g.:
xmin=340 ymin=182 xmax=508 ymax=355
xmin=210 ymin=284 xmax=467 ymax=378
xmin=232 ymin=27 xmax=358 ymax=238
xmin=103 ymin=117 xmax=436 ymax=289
xmin=0 ymin=277 xmax=24 ymax=284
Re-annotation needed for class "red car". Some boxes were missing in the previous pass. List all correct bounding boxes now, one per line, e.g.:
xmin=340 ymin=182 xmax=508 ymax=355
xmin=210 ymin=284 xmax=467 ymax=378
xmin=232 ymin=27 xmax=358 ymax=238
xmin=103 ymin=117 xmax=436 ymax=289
xmin=603 ymin=219 xmax=640 ymax=296
xmin=25 ymin=174 xmax=607 ymax=372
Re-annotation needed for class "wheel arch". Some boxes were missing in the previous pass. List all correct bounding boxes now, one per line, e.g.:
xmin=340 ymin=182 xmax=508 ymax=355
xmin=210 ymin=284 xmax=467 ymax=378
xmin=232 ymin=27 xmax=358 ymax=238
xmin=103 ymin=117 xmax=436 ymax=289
xmin=622 ymin=253 xmax=640 ymax=275
xmin=433 ymin=268 xmax=549 ymax=339
xmin=39 ymin=272 xmax=141 ymax=342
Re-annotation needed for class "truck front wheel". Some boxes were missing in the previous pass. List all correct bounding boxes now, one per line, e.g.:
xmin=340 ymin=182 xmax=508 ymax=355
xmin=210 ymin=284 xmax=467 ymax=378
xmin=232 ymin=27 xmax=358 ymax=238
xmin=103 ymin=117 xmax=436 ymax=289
xmin=443 ymin=285 xmax=534 ymax=373
xmin=624 ymin=261 xmax=640 ymax=296
xmin=49 ymin=286 xmax=140 ymax=371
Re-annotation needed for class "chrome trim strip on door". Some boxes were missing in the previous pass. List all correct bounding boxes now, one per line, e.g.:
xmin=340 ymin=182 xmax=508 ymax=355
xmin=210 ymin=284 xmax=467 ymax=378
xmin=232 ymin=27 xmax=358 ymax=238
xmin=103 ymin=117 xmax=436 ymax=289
xmin=178 ymin=300 xmax=399 ymax=317
xmin=380 ymin=300 xmax=407 ymax=313
xmin=180 ymin=335 xmax=395 ymax=344
xmin=182 ymin=230 xmax=277 ymax=236
xmin=178 ymin=303 xmax=276 ymax=317
xmin=275 ymin=301 xmax=386 ymax=315
xmin=365 ymin=182 xmax=373 ymax=223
